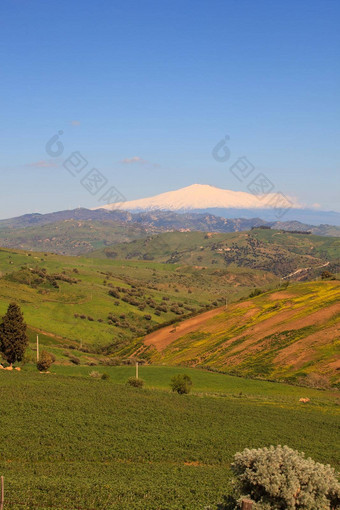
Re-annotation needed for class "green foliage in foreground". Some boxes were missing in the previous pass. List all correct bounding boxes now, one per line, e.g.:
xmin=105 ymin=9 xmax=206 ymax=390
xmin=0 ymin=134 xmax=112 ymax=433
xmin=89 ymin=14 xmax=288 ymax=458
xmin=0 ymin=370 xmax=339 ymax=510
xmin=230 ymin=445 xmax=340 ymax=509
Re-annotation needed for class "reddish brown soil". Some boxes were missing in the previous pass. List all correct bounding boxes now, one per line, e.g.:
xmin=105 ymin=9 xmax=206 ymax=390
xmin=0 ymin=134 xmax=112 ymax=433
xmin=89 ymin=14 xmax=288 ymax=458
xmin=144 ymin=306 xmax=227 ymax=351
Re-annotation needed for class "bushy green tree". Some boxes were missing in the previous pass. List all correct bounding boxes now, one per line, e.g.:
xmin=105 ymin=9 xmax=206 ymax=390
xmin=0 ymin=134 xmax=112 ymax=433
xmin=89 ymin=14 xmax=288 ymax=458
xmin=170 ymin=374 xmax=193 ymax=394
xmin=37 ymin=350 xmax=54 ymax=372
xmin=0 ymin=302 xmax=28 ymax=366
xmin=230 ymin=445 xmax=340 ymax=509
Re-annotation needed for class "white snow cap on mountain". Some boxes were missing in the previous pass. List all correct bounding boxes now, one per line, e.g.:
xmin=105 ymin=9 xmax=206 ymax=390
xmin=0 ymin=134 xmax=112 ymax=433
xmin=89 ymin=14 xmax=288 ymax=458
xmin=95 ymin=184 xmax=301 ymax=212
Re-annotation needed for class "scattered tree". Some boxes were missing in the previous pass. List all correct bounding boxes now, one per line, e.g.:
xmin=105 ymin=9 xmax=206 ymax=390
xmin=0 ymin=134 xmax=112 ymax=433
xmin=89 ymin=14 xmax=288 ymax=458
xmin=249 ymin=288 xmax=262 ymax=298
xmin=321 ymin=270 xmax=335 ymax=280
xmin=0 ymin=303 xmax=28 ymax=366
xmin=170 ymin=374 xmax=193 ymax=394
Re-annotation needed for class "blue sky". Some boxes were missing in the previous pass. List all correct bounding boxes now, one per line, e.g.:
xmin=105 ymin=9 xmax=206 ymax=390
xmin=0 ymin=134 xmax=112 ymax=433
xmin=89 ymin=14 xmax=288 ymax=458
xmin=0 ymin=0 xmax=339 ymax=219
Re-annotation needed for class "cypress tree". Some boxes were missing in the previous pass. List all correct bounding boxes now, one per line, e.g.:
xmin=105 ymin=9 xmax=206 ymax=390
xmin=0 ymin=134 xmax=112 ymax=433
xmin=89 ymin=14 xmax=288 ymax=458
xmin=0 ymin=302 xmax=28 ymax=365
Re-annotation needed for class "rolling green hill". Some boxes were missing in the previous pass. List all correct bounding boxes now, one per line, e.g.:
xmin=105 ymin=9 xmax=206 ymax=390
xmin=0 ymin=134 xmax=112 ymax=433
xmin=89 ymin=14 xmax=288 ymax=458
xmin=0 ymin=246 xmax=277 ymax=364
xmin=0 ymin=231 xmax=338 ymax=386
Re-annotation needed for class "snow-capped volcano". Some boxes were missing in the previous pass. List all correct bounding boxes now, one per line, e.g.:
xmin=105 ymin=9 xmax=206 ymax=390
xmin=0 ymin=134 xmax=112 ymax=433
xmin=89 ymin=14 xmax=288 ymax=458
xmin=96 ymin=184 xmax=301 ymax=212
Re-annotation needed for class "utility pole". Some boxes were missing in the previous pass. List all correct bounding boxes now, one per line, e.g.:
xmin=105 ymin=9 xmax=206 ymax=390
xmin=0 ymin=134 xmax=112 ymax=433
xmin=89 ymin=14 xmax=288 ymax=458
xmin=36 ymin=335 xmax=39 ymax=362
xmin=1 ymin=476 xmax=4 ymax=510
xmin=136 ymin=361 xmax=139 ymax=380
xmin=241 ymin=500 xmax=253 ymax=510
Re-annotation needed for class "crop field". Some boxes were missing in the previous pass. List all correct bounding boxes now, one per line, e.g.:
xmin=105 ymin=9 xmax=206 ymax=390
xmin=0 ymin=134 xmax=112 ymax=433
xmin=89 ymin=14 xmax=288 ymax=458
xmin=0 ymin=367 xmax=339 ymax=510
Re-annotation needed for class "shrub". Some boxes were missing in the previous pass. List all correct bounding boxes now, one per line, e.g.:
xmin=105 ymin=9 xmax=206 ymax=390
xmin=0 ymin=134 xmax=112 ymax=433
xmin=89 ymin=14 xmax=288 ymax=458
xmin=230 ymin=445 xmax=340 ymax=509
xmin=300 ymin=372 xmax=331 ymax=390
xmin=37 ymin=350 xmax=54 ymax=372
xmin=170 ymin=374 xmax=193 ymax=394
xmin=101 ymin=373 xmax=110 ymax=380
xmin=89 ymin=370 xmax=101 ymax=378
xmin=69 ymin=355 xmax=80 ymax=365
xmin=249 ymin=288 xmax=262 ymax=298
xmin=127 ymin=377 xmax=144 ymax=388
xmin=108 ymin=289 xmax=120 ymax=299
xmin=321 ymin=270 xmax=334 ymax=280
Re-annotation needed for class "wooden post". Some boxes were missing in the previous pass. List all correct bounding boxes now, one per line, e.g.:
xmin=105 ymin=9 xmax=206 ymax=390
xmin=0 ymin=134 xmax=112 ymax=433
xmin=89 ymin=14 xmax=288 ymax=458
xmin=136 ymin=362 xmax=139 ymax=380
xmin=1 ymin=475 xmax=4 ymax=510
xmin=36 ymin=335 xmax=39 ymax=362
xmin=241 ymin=499 xmax=253 ymax=510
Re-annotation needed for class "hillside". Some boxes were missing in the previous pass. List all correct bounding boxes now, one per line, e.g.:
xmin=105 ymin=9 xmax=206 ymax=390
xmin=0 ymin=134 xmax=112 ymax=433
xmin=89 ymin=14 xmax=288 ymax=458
xmin=142 ymin=280 xmax=340 ymax=385
xmin=0 ymin=219 xmax=147 ymax=255
xmin=0 ymin=247 xmax=276 ymax=363
xmin=93 ymin=229 xmax=340 ymax=279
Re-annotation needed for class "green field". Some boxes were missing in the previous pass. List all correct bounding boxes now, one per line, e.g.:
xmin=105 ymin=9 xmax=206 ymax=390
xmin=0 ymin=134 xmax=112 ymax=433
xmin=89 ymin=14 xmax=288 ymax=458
xmin=0 ymin=366 xmax=339 ymax=510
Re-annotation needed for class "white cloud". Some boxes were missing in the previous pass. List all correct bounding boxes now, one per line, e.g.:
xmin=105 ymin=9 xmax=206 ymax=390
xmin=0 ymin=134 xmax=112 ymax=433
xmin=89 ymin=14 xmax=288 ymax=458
xmin=28 ymin=160 xmax=58 ymax=168
xmin=121 ymin=156 xmax=161 ymax=169
xmin=121 ymin=156 xmax=148 ymax=165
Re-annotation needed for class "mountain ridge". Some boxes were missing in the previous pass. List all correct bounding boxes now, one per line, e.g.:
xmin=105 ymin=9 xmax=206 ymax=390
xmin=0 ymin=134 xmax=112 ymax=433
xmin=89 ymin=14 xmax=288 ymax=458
xmin=95 ymin=184 xmax=303 ymax=211
xmin=93 ymin=184 xmax=340 ymax=225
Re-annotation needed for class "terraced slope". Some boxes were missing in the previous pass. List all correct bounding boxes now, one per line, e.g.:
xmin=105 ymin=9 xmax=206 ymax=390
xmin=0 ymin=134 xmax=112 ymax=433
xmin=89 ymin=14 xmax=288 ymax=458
xmin=144 ymin=281 xmax=340 ymax=385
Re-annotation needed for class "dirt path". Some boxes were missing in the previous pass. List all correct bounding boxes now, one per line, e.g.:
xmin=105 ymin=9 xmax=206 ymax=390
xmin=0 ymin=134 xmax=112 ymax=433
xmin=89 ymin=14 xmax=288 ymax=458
xmin=144 ymin=306 xmax=226 ymax=351
xmin=282 ymin=261 xmax=330 ymax=280
xmin=29 ymin=326 xmax=67 ymax=341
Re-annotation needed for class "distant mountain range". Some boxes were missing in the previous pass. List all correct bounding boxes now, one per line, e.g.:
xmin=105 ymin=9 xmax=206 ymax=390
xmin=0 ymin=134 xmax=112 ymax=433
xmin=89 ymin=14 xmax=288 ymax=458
xmin=0 ymin=206 xmax=339 ymax=256
xmin=0 ymin=184 xmax=339 ymax=255
xmin=95 ymin=184 xmax=340 ymax=226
